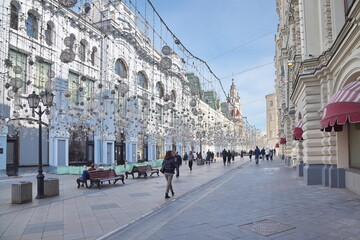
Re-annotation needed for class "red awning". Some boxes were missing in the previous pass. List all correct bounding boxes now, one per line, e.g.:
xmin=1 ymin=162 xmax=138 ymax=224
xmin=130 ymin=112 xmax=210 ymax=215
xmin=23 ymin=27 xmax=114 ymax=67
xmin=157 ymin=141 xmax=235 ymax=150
xmin=321 ymin=81 xmax=360 ymax=132
xmin=293 ymin=120 xmax=303 ymax=140
xmin=275 ymin=143 xmax=279 ymax=148
xmin=280 ymin=135 xmax=286 ymax=144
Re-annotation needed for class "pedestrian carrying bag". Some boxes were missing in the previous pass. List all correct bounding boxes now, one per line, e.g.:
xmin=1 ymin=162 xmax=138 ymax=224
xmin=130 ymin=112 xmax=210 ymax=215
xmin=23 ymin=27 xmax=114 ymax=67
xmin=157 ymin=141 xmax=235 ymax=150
xmin=160 ymin=165 xmax=165 ymax=174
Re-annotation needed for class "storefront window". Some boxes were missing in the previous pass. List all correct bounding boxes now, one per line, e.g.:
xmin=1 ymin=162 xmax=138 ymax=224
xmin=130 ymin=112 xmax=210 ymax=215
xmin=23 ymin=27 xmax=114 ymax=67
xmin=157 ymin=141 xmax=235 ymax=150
xmin=156 ymin=137 xmax=164 ymax=160
xmin=349 ymin=123 xmax=360 ymax=169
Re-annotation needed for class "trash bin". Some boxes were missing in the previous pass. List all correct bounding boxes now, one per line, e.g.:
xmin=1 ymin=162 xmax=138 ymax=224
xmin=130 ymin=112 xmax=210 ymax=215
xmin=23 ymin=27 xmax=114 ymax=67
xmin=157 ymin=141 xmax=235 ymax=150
xmin=6 ymin=163 xmax=18 ymax=176
xmin=44 ymin=178 xmax=59 ymax=197
xmin=12 ymin=181 xmax=32 ymax=204
xmin=197 ymin=159 xmax=204 ymax=166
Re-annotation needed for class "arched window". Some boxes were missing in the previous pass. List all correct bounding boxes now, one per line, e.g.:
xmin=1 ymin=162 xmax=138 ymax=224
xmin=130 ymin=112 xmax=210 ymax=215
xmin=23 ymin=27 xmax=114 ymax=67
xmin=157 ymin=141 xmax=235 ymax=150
xmin=25 ymin=11 xmax=38 ymax=39
xmin=45 ymin=21 xmax=54 ymax=46
xmin=156 ymin=82 xmax=164 ymax=98
xmin=137 ymin=71 xmax=148 ymax=89
xmin=115 ymin=58 xmax=127 ymax=78
xmin=91 ymin=47 xmax=97 ymax=66
xmin=83 ymin=3 xmax=91 ymax=14
xmin=170 ymin=90 xmax=176 ymax=103
xmin=78 ymin=40 xmax=86 ymax=62
xmin=10 ymin=2 xmax=19 ymax=30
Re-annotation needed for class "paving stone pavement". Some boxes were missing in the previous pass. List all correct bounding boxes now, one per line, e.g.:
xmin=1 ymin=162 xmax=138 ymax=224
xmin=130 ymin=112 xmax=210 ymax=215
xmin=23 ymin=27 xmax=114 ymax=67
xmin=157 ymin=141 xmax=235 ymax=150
xmin=104 ymin=158 xmax=360 ymax=240
xmin=0 ymin=157 xmax=248 ymax=240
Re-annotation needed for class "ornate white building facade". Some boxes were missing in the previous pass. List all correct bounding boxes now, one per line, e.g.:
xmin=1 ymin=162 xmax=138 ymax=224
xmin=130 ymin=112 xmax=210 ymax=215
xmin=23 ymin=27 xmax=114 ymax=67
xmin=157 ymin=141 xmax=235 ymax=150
xmin=0 ymin=0 xmax=249 ymax=172
xmin=275 ymin=0 xmax=360 ymax=195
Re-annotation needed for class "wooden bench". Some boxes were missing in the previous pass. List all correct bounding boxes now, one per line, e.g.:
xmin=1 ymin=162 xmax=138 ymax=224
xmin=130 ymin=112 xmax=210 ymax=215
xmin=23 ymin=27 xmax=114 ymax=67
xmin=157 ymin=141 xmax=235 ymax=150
xmin=88 ymin=169 xmax=125 ymax=189
xmin=125 ymin=165 xmax=159 ymax=179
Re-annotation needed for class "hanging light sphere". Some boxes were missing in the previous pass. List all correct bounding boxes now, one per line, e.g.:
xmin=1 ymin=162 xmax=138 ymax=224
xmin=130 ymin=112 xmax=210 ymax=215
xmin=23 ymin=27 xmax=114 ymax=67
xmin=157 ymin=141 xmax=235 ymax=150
xmin=90 ymin=101 xmax=98 ymax=109
xmin=9 ymin=77 xmax=23 ymax=89
xmin=35 ymin=56 xmax=45 ymax=63
xmin=4 ymin=59 xmax=12 ymax=68
xmin=59 ymin=0 xmax=78 ymax=8
xmin=192 ymin=108 xmax=199 ymax=116
xmin=60 ymin=49 xmax=75 ymax=63
xmin=64 ymin=90 xmax=71 ymax=98
xmin=160 ymin=57 xmax=172 ymax=70
xmin=190 ymin=87 xmax=200 ymax=96
xmin=189 ymin=98 xmax=197 ymax=107
xmin=13 ymin=111 xmax=20 ymax=118
xmin=118 ymin=82 xmax=129 ymax=94
xmin=91 ymin=92 xmax=98 ymax=99
xmin=47 ymin=70 xmax=55 ymax=78
xmin=45 ymin=80 xmax=56 ymax=91
xmin=13 ymin=66 xmax=22 ymax=74
xmin=161 ymin=46 xmax=171 ymax=56
xmin=64 ymin=36 xmax=75 ymax=47
xmin=163 ymin=94 xmax=170 ymax=102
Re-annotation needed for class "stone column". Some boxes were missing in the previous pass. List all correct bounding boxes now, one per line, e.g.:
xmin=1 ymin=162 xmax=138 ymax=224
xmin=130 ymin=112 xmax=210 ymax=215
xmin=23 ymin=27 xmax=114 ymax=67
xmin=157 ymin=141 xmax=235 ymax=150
xmin=293 ymin=140 xmax=304 ymax=176
xmin=302 ymin=89 xmax=324 ymax=185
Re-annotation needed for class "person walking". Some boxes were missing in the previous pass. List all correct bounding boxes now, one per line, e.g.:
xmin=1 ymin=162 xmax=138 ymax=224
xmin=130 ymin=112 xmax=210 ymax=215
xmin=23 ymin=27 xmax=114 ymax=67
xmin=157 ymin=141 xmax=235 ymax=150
xmin=162 ymin=150 xmax=176 ymax=199
xmin=231 ymin=150 xmax=235 ymax=161
xmin=270 ymin=149 xmax=274 ymax=161
xmin=188 ymin=151 xmax=194 ymax=171
xmin=183 ymin=152 xmax=188 ymax=165
xmin=240 ymin=150 xmax=244 ymax=159
xmin=222 ymin=149 xmax=227 ymax=166
xmin=254 ymin=146 xmax=261 ymax=165
xmin=248 ymin=149 xmax=253 ymax=161
xmin=206 ymin=150 xmax=211 ymax=164
xmin=261 ymin=148 xmax=265 ymax=161
xmin=265 ymin=148 xmax=270 ymax=161
xmin=227 ymin=150 xmax=232 ymax=165
xmin=175 ymin=151 xmax=182 ymax=177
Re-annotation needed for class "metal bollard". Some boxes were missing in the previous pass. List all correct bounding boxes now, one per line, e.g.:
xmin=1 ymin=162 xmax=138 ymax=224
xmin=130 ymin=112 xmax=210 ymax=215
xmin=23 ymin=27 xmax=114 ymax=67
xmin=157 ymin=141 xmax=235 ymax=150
xmin=44 ymin=178 xmax=59 ymax=197
xmin=12 ymin=181 xmax=32 ymax=204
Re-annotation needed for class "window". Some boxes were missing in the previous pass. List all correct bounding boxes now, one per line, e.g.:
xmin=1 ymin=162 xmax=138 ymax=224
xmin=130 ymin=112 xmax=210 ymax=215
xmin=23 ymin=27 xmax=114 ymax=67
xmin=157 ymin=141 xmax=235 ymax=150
xmin=269 ymin=100 xmax=273 ymax=107
xmin=84 ymin=79 xmax=94 ymax=104
xmin=349 ymin=123 xmax=360 ymax=169
xmin=34 ymin=61 xmax=51 ymax=94
xmin=10 ymin=3 xmax=19 ymax=30
xmin=115 ymin=58 xmax=127 ymax=78
xmin=137 ymin=97 xmax=148 ymax=121
xmin=78 ymin=40 xmax=86 ymax=62
xmin=8 ymin=49 xmax=27 ymax=93
xmin=91 ymin=47 xmax=97 ymax=66
xmin=156 ymin=137 xmax=164 ymax=160
xmin=137 ymin=71 xmax=148 ymax=89
xmin=45 ymin=21 xmax=54 ymax=46
xmin=170 ymin=90 xmax=176 ymax=103
xmin=170 ymin=110 xmax=176 ymax=125
xmin=115 ymin=90 xmax=126 ymax=115
xmin=156 ymin=82 xmax=164 ymax=98
xmin=68 ymin=72 xmax=80 ymax=104
xmin=156 ymin=104 xmax=163 ymax=124
xmin=25 ymin=11 xmax=38 ymax=39
xmin=269 ymin=113 xmax=273 ymax=121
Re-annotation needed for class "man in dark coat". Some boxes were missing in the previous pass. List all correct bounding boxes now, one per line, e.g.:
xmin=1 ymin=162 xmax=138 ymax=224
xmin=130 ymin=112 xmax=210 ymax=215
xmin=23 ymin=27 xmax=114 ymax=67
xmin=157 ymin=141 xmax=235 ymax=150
xmin=254 ymin=146 xmax=261 ymax=165
xmin=248 ymin=149 xmax=253 ymax=161
xmin=222 ymin=149 xmax=227 ymax=166
xmin=227 ymin=150 xmax=232 ymax=165
xmin=261 ymin=148 xmax=266 ymax=160
xmin=175 ymin=151 xmax=182 ymax=177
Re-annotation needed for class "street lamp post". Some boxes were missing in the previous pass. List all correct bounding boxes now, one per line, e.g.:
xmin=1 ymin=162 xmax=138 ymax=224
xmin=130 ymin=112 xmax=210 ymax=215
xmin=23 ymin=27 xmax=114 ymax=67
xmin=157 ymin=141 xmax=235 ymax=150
xmin=27 ymin=91 xmax=54 ymax=199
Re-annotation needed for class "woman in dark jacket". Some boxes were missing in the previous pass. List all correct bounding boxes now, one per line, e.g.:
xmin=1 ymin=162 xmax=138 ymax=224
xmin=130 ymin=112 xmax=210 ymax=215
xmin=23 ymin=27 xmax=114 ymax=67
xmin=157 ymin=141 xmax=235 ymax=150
xmin=162 ymin=150 xmax=176 ymax=199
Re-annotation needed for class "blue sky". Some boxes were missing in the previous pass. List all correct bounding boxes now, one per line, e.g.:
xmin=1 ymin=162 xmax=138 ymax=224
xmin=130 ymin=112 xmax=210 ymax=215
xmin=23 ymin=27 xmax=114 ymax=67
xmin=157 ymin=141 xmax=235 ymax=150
xmin=150 ymin=0 xmax=278 ymax=131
